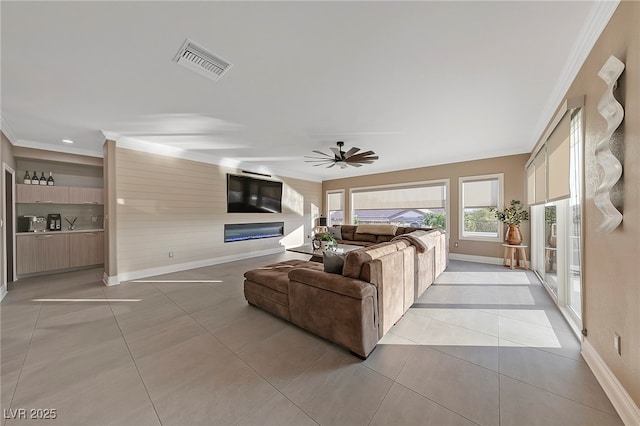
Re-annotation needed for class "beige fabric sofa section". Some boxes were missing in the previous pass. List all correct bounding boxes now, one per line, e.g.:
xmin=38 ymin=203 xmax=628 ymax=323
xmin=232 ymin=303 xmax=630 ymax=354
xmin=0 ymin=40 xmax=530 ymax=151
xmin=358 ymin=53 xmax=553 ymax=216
xmin=243 ymin=230 xmax=448 ymax=358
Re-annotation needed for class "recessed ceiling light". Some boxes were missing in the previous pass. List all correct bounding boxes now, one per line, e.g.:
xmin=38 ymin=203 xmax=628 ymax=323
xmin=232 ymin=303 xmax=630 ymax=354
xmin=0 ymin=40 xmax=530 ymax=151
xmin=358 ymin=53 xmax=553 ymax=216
xmin=62 ymin=139 xmax=74 ymax=144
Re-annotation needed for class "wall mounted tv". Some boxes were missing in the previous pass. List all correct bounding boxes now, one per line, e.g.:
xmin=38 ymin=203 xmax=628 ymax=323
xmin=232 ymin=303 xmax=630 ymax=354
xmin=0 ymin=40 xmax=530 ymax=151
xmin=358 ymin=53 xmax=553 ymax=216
xmin=227 ymin=174 xmax=283 ymax=213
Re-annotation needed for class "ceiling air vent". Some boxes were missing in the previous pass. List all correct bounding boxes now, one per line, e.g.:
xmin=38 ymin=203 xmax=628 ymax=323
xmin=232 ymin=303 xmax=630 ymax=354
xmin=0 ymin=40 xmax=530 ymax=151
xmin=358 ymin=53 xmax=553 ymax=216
xmin=173 ymin=38 xmax=232 ymax=81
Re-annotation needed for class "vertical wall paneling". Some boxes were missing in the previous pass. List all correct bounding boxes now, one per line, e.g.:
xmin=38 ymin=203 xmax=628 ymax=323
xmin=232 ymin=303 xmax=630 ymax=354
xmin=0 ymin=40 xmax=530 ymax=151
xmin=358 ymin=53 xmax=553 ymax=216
xmin=113 ymin=147 xmax=321 ymax=277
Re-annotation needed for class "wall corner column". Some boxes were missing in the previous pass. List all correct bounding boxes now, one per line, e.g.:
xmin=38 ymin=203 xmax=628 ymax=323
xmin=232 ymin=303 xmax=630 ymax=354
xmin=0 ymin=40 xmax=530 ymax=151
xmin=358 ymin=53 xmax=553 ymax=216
xmin=103 ymin=139 xmax=119 ymax=286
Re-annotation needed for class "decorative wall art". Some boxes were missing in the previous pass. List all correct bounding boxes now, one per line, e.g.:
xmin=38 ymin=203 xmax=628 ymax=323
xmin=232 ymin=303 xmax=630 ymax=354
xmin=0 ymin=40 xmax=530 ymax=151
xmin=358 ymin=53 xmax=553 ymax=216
xmin=594 ymin=55 xmax=625 ymax=233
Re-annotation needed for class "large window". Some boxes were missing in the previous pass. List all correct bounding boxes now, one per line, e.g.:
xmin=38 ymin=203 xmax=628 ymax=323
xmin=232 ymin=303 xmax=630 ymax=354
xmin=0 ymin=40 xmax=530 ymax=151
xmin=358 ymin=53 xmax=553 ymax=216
xmin=350 ymin=180 xmax=448 ymax=231
xmin=326 ymin=190 xmax=344 ymax=226
xmin=459 ymin=174 xmax=503 ymax=241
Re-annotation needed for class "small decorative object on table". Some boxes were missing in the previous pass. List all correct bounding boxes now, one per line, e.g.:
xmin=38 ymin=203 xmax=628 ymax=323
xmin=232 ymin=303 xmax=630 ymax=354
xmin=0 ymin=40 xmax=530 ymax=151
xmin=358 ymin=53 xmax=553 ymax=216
xmin=312 ymin=232 xmax=337 ymax=251
xmin=65 ymin=216 xmax=77 ymax=230
xmin=491 ymin=200 xmax=529 ymax=245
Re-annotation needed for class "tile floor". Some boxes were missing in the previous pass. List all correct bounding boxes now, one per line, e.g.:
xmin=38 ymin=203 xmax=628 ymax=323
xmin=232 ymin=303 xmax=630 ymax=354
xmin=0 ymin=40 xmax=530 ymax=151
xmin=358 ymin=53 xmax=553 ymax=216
xmin=1 ymin=254 xmax=623 ymax=426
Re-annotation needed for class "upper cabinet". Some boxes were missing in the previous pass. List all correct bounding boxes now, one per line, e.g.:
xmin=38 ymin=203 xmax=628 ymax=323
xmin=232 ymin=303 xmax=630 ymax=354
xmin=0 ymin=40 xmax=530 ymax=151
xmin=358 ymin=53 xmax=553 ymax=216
xmin=69 ymin=187 xmax=103 ymax=204
xmin=16 ymin=184 xmax=70 ymax=204
xmin=16 ymin=184 xmax=103 ymax=205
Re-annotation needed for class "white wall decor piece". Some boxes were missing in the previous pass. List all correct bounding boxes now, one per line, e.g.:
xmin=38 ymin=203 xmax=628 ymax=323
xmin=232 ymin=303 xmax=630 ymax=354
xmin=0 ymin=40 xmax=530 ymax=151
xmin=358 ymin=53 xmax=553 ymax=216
xmin=594 ymin=55 xmax=625 ymax=233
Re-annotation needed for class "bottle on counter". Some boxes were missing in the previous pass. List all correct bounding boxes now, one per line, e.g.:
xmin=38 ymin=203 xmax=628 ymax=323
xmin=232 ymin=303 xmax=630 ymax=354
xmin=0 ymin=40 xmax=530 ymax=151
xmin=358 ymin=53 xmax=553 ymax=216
xmin=31 ymin=171 xmax=39 ymax=185
xmin=47 ymin=172 xmax=55 ymax=186
xmin=39 ymin=172 xmax=46 ymax=185
xmin=23 ymin=171 xmax=31 ymax=185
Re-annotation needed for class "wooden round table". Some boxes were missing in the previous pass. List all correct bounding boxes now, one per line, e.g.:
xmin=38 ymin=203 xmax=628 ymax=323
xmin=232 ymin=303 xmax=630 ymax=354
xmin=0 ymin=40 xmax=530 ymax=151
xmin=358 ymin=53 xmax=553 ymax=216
xmin=502 ymin=244 xmax=528 ymax=270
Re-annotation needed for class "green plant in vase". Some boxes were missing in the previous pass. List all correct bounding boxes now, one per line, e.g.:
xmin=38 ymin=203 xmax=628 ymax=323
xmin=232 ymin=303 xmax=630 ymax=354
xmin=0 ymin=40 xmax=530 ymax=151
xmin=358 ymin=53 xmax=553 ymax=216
xmin=491 ymin=200 xmax=529 ymax=245
xmin=313 ymin=232 xmax=337 ymax=250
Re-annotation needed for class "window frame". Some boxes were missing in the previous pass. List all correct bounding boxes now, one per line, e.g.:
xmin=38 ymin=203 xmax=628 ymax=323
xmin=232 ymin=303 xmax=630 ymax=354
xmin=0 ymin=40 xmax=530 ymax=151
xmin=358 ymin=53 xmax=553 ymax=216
xmin=458 ymin=173 xmax=504 ymax=242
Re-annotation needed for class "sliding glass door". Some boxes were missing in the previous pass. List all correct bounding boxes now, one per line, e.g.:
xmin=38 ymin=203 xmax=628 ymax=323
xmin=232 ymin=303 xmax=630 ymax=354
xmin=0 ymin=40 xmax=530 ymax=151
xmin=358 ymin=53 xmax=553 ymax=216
xmin=528 ymin=105 xmax=584 ymax=334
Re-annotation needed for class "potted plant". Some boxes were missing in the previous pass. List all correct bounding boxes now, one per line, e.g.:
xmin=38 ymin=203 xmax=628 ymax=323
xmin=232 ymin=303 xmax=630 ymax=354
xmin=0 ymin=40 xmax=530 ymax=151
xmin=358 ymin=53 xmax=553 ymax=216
xmin=313 ymin=232 xmax=337 ymax=250
xmin=491 ymin=200 xmax=529 ymax=245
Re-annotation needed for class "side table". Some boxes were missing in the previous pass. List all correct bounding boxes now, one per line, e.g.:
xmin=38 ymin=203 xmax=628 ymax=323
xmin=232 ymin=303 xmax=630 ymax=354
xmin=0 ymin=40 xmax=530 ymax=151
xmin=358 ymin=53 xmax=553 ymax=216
xmin=502 ymin=244 xmax=528 ymax=270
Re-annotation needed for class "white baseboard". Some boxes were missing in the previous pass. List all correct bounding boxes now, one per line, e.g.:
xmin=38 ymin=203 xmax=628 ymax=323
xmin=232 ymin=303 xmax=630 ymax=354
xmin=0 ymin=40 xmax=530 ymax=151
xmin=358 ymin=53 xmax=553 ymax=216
xmin=103 ymin=272 xmax=120 ymax=287
xmin=449 ymin=253 xmax=503 ymax=265
xmin=0 ymin=286 xmax=7 ymax=302
xmin=114 ymin=247 xmax=285 ymax=284
xmin=582 ymin=338 xmax=640 ymax=426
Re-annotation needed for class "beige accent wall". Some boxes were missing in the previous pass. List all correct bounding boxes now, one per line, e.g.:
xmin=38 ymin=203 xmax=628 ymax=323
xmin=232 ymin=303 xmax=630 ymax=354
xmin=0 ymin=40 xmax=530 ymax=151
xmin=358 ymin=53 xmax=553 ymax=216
xmin=113 ymin=147 xmax=322 ymax=276
xmin=538 ymin=1 xmax=639 ymax=406
xmin=1 ymin=132 xmax=17 ymax=295
xmin=323 ymin=153 xmax=529 ymax=259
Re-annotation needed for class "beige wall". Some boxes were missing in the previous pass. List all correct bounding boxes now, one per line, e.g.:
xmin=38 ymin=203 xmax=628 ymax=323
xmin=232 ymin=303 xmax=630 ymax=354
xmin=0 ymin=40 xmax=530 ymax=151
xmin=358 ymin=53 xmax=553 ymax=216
xmin=113 ymin=147 xmax=322 ymax=277
xmin=323 ymin=153 xmax=529 ymax=259
xmin=542 ymin=0 xmax=639 ymax=406
xmin=1 ymin=132 xmax=16 ymax=296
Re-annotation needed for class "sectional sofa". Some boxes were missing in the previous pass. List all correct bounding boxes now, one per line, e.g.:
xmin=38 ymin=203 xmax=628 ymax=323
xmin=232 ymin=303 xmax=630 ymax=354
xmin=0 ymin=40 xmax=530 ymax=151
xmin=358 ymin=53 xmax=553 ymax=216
xmin=243 ymin=228 xmax=448 ymax=358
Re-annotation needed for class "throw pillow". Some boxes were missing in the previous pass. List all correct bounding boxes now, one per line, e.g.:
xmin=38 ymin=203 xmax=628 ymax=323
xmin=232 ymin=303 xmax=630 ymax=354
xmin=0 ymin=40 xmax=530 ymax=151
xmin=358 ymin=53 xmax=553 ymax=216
xmin=355 ymin=224 xmax=398 ymax=236
xmin=323 ymin=251 xmax=345 ymax=274
xmin=328 ymin=225 xmax=342 ymax=240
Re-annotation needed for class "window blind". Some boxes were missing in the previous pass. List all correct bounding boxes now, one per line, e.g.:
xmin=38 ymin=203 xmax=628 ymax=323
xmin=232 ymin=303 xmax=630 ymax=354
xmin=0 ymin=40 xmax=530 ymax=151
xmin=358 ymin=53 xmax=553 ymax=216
xmin=534 ymin=149 xmax=546 ymax=205
xmin=462 ymin=179 xmax=498 ymax=208
xmin=352 ymin=185 xmax=446 ymax=209
xmin=526 ymin=162 xmax=536 ymax=206
xmin=327 ymin=192 xmax=343 ymax=210
xmin=546 ymin=112 xmax=571 ymax=201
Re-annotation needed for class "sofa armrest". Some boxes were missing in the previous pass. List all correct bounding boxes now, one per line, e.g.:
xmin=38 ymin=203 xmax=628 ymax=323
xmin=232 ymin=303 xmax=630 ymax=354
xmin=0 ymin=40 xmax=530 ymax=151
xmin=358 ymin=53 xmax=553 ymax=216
xmin=288 ymin=268 xmax=375 ymax=299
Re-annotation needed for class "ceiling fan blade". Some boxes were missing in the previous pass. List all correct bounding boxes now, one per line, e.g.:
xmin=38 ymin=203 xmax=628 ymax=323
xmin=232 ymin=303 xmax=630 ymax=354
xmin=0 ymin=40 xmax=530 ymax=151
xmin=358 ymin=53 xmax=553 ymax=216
xmin=330 ymin=147 xmax=343 ymax=158
xmin=348 ymin=162 xmax=363 ymax=167
xmin=305 ymin=155 xmax=335 ymax=160
xmin=311 ymin=150 xmax=333 ymax=158
xmin=344 ymin=147 xmax=361 ymax=158
xmin=346 ymin=153 xmax=378 ymax=162
xmin=327 ymin=163 xmax=336 ymax=168
xmin=305 ymin=160 xmax=334 ymax=164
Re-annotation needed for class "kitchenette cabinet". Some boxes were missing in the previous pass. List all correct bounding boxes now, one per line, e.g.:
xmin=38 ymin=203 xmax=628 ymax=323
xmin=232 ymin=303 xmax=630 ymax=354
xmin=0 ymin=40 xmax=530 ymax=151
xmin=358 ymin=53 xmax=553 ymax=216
xmin=69 ymin=187 xmax=103 ymax=204
xmin=16 ymin=184 xmax=103 ymax=205
xmin=69 ymin=231 xmax=104 ymax=267
xmin=16 ymin=184 xmax=70 ymax=204
xmin=17 ymin=233 xmax=70 ymax=274
xmin=16 ymin=230 xmax=104 ymax=275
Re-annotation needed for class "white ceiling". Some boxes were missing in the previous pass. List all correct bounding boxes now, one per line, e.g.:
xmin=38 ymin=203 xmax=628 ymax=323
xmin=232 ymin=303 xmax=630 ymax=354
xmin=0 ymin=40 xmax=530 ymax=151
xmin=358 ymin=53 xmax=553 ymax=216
xmin=1 ymin=1 xmax=616 ymax=181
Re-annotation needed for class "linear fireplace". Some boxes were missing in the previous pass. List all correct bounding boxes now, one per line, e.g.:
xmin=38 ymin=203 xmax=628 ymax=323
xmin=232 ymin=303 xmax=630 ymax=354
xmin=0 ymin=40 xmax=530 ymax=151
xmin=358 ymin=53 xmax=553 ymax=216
xmin=224 ymin=222 xmax=284 ymax=243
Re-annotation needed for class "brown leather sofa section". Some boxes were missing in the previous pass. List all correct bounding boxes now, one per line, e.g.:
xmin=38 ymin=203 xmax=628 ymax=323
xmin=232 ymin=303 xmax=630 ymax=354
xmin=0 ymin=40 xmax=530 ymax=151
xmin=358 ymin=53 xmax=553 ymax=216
xmin=335 ymin=225 xmax=437 ymax=247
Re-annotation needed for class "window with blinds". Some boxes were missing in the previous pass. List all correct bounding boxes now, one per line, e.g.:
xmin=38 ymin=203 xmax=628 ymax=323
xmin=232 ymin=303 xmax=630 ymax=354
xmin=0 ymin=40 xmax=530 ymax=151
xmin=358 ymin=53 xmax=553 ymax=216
xmin=350 ymin=181 xmax=448 ymax=230
xmin=526 ymin=109 xmax=572 ymax=205
xmin=459 ymin=174 xmax=503 ymax=241
xmin=327 ymin=190 xmax=344 ymax=226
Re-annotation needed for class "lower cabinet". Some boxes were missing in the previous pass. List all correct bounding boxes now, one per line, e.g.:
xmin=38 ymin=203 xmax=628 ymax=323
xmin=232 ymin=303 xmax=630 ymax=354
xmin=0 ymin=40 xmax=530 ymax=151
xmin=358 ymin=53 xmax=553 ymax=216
xmin=17 ymin=234 xmax=70 ymax=274
xmin=17 ymin=231 xmax=103 ymax=275
xmin=69 ymin=232 xmax=104 ymax=268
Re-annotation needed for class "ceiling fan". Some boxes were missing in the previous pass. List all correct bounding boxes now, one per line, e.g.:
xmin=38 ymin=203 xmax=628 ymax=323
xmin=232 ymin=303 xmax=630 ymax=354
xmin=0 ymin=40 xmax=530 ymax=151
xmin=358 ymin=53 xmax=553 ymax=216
xmin=305 ymin=141 xmax=379 ymax=168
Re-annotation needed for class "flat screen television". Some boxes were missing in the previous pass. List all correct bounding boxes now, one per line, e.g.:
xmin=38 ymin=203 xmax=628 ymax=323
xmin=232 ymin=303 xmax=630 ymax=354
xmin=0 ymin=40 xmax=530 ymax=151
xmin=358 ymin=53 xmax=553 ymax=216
xmin=227 ymin=174 xmax=283 ymax=213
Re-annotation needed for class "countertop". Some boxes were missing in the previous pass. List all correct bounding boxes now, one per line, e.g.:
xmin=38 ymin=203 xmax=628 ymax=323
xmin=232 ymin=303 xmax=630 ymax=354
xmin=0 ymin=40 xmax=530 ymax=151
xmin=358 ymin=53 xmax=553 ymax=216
xmin=17 ymin=229 xmax=104 ymax=236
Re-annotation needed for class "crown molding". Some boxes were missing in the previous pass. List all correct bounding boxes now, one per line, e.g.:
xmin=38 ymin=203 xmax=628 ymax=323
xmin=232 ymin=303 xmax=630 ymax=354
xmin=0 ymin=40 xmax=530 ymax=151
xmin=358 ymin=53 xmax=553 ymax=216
xmin=0 ymin=114 xmax=19 ymax=144
xmin=530 ymin=0 xmax=620 ymax=150
xmin=105 ymin=131 xmax=323 ymax=183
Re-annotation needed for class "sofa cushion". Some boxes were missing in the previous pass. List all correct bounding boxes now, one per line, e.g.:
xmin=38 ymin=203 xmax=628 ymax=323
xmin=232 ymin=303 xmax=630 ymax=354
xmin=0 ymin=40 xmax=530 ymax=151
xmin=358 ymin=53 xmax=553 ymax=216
xmin=343 ymin=241 xmax=408 ymax=280
xmin=353 ymin=232 xmax=377 ymax=243
xmin=376 ymin=234 xmax=394 ymax=243
xmin=328 ymin=225 xmax=342 ymax=240
xmin=356 ymin=224 xmax=398 ymax=236
xmin=340 ymin=225 xmax=357 ymax=241
xmin=244 ymin=259 xmax=320 ymax=293
xmin=323 ymin=251 xmax=345 ymax=274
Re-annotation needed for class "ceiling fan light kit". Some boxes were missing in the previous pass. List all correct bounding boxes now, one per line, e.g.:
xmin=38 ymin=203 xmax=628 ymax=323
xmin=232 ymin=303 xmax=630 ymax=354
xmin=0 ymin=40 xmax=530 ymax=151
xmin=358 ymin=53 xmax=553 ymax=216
xmin=305 ymin=141 xmax=379 ymax=169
